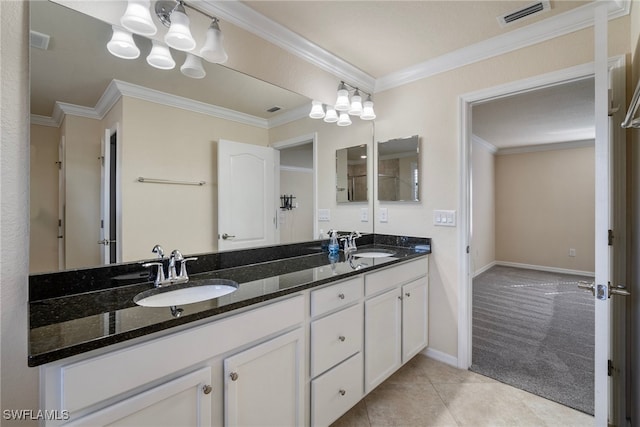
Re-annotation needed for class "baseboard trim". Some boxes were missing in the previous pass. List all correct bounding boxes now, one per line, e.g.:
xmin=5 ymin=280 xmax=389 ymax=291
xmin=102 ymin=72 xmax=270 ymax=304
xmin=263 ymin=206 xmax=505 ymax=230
xmin=473 ymin=261 xmax=496 ymax=278
xmin=421 ymin=348 xmax=458 ymax=368
xmin=495 ymin=261 xmax=595 ymax=277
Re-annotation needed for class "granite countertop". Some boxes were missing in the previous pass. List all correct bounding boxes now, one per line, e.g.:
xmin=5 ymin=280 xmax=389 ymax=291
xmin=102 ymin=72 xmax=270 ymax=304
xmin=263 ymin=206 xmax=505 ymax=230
xmin=29 ymin=235 xmax=430 ymax=366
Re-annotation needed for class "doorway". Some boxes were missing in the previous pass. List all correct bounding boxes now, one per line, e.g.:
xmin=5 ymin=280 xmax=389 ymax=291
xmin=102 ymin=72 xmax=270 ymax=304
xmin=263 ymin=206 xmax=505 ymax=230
xmin=458 ymin=58 xmax=627 ymax=419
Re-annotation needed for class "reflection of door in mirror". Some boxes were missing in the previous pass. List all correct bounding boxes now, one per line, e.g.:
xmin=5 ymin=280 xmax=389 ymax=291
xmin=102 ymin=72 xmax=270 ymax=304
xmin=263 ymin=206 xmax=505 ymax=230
xmin=378 ymin=136 xmax=420 ymax=202
xmin=336 ymin=145 xmax=368 ymax=203
xmin=278 ymin=142 xmax=315 ymax=244
xmin=218 ymin=140 xmax=278 ymax=252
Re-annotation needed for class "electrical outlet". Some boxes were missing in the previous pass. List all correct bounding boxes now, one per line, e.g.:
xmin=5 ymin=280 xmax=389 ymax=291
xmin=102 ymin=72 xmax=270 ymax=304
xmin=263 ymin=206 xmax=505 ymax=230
xmin=360 ymin=208 xmax=369 ymax=222
xmin=379 ymin=208 xmax=388 ymax=223
xmin=569 ymin=248 xmax=576 ymax=257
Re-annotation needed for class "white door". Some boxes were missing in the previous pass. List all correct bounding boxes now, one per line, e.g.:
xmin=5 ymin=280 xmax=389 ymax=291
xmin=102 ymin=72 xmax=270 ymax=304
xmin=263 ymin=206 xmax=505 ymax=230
xmin=218 ymin=139 xmax=278 ymax=251
xmin=593 ymin=5 xmax=629 ymax=425
xmin=99 ymin=130 xmax=111 ymax=265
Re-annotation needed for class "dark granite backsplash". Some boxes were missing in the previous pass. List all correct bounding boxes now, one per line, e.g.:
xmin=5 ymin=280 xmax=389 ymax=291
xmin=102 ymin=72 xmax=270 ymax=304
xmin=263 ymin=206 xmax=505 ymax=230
xmin=29 ymin=234 xmax=430 ymax=301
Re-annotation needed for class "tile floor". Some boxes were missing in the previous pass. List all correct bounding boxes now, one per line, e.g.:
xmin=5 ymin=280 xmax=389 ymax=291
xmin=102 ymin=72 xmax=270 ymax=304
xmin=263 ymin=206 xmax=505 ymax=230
xmin=331 ymin=355 xmax=594 ymax=427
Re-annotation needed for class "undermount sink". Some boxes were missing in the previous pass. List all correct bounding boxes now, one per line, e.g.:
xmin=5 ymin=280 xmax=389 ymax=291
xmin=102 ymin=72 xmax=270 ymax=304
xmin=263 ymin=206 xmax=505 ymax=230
xmin=350 ymin=249 xmax=395 ymax=258
xmin=133 ymin=279 xmax=239 ymax=307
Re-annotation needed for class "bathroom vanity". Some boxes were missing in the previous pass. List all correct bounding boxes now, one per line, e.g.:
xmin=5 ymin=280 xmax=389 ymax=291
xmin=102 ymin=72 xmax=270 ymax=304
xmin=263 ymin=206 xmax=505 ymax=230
xmin=30 ymin=235 xmax=430 ymax=426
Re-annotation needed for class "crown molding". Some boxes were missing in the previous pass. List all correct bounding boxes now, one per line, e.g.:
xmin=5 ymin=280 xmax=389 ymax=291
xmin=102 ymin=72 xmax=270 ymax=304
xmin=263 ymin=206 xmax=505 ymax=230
xmin=199 ymin=0 xmax=375 ymax=93
xmin=471 ymin=135 xmax=498 ymax=154
xmin=495 ymin=139 xmax=594 ymax=156
xmin=375 ymin=1 xmax=629 ymax=92
xmin=31 ymin=79 xmax=273 ymax=129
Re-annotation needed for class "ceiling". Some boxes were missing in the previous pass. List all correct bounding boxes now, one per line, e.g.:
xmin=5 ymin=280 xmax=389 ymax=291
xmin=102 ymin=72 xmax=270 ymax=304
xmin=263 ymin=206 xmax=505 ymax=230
xmin=32 ymin=0 xmax=598 ymax=149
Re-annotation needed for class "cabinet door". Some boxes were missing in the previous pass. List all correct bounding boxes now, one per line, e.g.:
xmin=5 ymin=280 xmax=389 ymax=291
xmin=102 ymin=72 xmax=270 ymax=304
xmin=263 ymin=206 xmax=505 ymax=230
xmin=364 ymin=287 xmax=402 ymax=393
xmin=402 ymin=277 xmax=428 ymax=362
xmin=224 ymin=328 xmax=304 ymax=427
xmin=65 ymin=367 xmax=212 ymax=427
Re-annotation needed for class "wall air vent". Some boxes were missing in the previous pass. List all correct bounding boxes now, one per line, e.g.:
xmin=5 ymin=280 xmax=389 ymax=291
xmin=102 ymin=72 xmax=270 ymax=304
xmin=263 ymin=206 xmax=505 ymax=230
xmin=497 ymin=0 xmax=550 ymax=27
xmin=30 ymin=30 xmax=51 ymax=50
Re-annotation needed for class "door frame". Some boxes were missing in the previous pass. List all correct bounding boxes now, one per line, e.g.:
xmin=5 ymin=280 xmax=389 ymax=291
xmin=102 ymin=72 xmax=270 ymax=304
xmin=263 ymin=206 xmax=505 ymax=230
xmin=271 ymin=132 xmax=318 ymax=240
xmin=100 ymin=125 xmax=122 ymax=265
xmin=458 ymin=57 xmax=626 ymax=416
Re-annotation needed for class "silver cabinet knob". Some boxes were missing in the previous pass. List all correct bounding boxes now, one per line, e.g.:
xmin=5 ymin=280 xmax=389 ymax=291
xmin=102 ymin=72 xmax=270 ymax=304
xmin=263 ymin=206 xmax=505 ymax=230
xmin=230 ymin=372 xmax=239 ymax=381
xmin=339 ymin=389 xmax=346 ymax=396
xmin=202 ymin=385 xmax=212 ymax=395
xmin=338 ymin=335 xmax=346 ymax=342
xmin=338 ymin=293 xmax=345 ymax=300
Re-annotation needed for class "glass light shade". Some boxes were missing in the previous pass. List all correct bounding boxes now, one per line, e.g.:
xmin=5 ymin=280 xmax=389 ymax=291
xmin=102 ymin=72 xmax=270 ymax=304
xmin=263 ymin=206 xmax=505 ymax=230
xmin=324 ymin=106 xmax=339 ymax=123
xmin=107 ymin=26 xmax=140 ymax=59
xmin=334 ymin=87 xmax=350 ymax=112
xmin=337 ymin=112 xmax=352 ymax=126
xmin=309 ymin=101 xmax=325 ymax=119
xmin=348 ymin=90 xmax=363 ymax=116
xmin=360 ymin=97 xmax=376 ymax=120
xmin=180 ymin=53 xmax=206 ymax=78
xmin=164 ymin=7 xmax=196 ymax=51
xmin=146 ymin=40 xmax=175 ymax=69
xmin=200 ymin=20 xmax=228 ymax=63
xmin=121 ymin=0 xmax=157 ymax=36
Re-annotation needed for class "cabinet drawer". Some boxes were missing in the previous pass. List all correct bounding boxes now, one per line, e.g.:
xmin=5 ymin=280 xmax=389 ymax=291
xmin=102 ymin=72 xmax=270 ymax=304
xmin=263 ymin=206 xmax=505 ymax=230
xmin=365 ymin=258 xmax=427 ymax=296
xmin=311 ymin=303 xmax=363 ymax=377
xmin=311 ymin=352 xmax=363 ymax=427
xmin=311 ymin=277 xmax=363 ymax=317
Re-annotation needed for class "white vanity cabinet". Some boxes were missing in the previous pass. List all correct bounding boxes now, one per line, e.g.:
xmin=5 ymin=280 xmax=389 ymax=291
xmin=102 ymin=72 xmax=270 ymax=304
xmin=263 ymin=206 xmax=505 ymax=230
xmin=40 ymin=296 xmax=305 ymax=427
xmin=309 ymin=277 xmax=364 ymax=427
xmin=224 ymin=328 xmax=304 ymax=426
xmin=364 ymin=258 xmax=428 ymax=393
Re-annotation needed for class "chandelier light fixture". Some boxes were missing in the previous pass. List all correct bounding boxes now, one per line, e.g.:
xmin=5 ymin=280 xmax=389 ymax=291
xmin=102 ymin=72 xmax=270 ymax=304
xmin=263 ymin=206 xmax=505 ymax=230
xmin=107 ymin=0 xmax=228 ymax=79
xmin=309 ymin=81 xmax=376 ymax=126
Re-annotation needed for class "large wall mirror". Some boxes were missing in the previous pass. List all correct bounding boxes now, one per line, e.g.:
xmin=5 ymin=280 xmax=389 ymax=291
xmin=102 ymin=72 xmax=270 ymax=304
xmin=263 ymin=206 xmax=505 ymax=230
xmin=336 ymin=145 xmax=368 ymax=203
xmin=29 ymin=0 xmax=374 ymax=274
xmin=377 ymin=135 xmax=420 ymax=202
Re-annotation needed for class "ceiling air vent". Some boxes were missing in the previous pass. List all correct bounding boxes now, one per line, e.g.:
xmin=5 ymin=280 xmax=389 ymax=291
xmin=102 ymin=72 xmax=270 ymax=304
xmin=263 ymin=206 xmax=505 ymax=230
xmin=30 ymin=30 xmax=51 ymax=50
xmin=266 ymin=106 xmax=282 ymax=113
xmin=497 ymin=0 xmax=550 ymax=27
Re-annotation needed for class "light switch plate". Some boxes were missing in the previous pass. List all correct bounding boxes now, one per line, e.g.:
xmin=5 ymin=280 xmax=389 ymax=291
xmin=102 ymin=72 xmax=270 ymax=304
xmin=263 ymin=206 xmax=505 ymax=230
xmin=433 ymin=210 xmax=456 ymax=227
xmin=318 ymin=209 xmax=330 ymax=222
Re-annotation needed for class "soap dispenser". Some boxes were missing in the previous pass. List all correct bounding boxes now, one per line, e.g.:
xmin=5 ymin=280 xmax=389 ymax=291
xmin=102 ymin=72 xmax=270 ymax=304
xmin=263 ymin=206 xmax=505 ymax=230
xmin=328 ymin=230 xmax=340 ymax=256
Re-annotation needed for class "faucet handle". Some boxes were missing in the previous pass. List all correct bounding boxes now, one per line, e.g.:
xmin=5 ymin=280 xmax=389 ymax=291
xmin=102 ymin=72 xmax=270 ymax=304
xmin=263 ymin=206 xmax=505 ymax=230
xmin=152 ymin=245 xmax=165 ymax=259
xmin=178 ymin=257 xmax=198 ymax=279
xmin=142 ymin=261 xmax=166 ymax=287
xmin=171 ymin=249 xmax=184 ymax=261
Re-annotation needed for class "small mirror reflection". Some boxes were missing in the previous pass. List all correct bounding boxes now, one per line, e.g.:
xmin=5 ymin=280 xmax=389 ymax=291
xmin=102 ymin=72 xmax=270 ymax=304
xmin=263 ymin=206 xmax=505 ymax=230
xmin=377 ymin=135 xmax=420 ymax=202
xmin=336 ymin=145 xmax=368 ymax=203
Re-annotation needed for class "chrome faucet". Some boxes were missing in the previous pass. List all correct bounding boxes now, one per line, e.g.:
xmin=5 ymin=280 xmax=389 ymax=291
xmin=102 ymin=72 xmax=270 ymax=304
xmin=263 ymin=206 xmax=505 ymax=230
xmin=143 ymin=246 xmax=197 ymax=287
xmin=341 ymin=231 xmax=361 ymax=254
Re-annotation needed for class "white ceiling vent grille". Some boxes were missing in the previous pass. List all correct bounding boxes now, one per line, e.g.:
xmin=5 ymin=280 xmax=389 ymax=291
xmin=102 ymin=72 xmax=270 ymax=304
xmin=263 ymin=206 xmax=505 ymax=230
xmin=497 ymin=1 xmax=550 ymax=27
xmin=30 ymin=31 xmax=51 ymax=50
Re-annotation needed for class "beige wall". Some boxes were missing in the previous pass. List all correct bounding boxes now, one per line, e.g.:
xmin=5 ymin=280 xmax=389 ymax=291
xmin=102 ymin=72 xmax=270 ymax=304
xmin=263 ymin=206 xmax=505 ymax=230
xmin=120 ymin=97 xmax=269 ymax=261
xmin=1 ymin=0 xmax=39 ymax=423
xmin=30 ymin=124 xmax=60 ymax=273
xmin=373 ymin=19 xmax=629 ymax=358
xmin=495 ymin=146 xmax=595 ymax=273
xmin=471 ymin=140 xmax=495 ymax=276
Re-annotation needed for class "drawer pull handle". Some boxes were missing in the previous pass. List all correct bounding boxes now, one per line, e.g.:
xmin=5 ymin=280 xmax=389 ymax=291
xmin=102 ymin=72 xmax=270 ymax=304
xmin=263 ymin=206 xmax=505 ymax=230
xmin=203 ymin=385 xmax=213 ymax=395
xmin=338 ymin=335 xmax=346 ymax=342
xmin=339 ymin=389 xmax=346 ymax=396
xmin=405 ymin=292 xmax=411 ymax=297
xmin=230 ymin=372 xmax=239 ymax=381
xmin=338 ymin=293 xmax=345 ymax=299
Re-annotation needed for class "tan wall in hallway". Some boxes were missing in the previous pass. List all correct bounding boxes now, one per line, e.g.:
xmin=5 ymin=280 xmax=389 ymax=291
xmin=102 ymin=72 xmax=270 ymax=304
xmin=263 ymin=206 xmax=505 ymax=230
xmin=495 ymin=146 xmax=595 ymax=273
